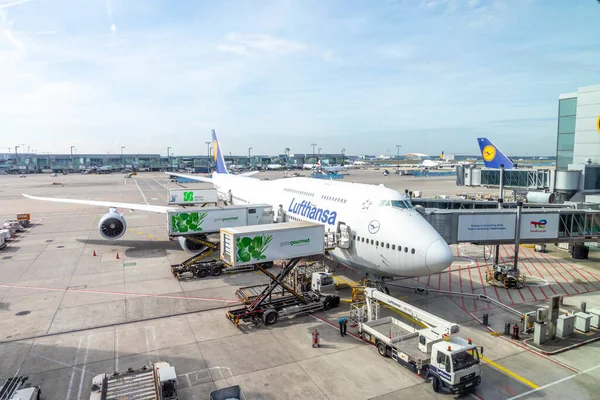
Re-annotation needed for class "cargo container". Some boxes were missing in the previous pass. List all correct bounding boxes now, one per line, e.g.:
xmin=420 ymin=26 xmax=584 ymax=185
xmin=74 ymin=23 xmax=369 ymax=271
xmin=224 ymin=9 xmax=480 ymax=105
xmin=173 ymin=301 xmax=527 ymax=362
xmin=167 ymin=204 xmax=273 ymax=237
xmin=220 ymin=221 xmax=325 ymax=267
xmin=167 ymin=188 xmax=218 ymax=205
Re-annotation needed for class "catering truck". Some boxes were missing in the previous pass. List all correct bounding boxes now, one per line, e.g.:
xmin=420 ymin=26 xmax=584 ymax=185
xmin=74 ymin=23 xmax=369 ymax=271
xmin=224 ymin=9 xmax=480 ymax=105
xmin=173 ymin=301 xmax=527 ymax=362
xmin=167 ymin=188 xmax=219 ymax=205
xmin=167 ymin=204 xmax=273 ymax=237
xmin=222 ymin=222 xmax=341 ymax=327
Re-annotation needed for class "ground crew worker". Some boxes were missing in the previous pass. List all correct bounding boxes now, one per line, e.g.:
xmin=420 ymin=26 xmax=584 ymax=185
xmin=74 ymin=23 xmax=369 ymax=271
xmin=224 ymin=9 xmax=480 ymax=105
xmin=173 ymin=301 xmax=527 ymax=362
xmin=338 ymin=317 xmax=348 ymax=337
xmin=312 ymin=329 xmax=320 ymax=348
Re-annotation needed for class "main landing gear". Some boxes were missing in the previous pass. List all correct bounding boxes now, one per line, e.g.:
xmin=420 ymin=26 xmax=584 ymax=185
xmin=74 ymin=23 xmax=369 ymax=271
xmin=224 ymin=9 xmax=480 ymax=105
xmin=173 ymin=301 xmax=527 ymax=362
xmin=364 ymin=274 xmax=391 ymax=295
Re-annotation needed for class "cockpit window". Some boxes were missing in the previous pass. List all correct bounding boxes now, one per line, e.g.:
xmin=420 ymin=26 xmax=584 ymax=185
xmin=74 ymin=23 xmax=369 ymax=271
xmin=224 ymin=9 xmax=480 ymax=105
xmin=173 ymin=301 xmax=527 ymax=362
xmin=380 ymin=200 xmax=413 ymax=209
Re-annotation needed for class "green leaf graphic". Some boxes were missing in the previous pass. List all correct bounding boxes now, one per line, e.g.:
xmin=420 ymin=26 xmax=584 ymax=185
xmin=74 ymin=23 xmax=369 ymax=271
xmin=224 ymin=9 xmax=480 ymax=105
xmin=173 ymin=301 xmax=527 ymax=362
xmin=183 ymin=191 xmax=193 ymax=202
xmin=236 ymin=234 xmax=273 ymax=263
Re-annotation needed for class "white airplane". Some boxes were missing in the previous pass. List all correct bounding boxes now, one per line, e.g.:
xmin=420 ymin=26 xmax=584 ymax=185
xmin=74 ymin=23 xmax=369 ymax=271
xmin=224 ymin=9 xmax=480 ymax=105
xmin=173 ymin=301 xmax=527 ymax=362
xmin=22 ymin=130 xmax=453 ymax=285
xmin=314 ymin=159 xmax=345 ymax=174
xmin=266 ymin=164 xmax=284 ymax=170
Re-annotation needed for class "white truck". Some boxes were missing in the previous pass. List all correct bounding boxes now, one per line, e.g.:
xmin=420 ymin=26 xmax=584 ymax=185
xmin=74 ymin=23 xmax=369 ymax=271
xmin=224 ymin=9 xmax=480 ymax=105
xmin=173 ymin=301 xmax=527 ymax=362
xmin=355 ymin=288 xmax=483 ymax=395
xmin=167 ymin=204 xmax=273 ymax=237
xmin=0 ymin=376 xmax=41 ymax=400
xmin=90 ymin=362 xmax=177 ymax=400
xmin=167 ymin=188 xmax=218 ymax=205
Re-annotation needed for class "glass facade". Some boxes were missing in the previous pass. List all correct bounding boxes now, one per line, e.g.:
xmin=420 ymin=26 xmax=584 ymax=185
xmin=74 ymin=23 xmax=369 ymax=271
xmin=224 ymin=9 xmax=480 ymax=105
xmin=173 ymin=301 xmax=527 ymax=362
xmin=556 ymin=97 xmax=577 ymax=170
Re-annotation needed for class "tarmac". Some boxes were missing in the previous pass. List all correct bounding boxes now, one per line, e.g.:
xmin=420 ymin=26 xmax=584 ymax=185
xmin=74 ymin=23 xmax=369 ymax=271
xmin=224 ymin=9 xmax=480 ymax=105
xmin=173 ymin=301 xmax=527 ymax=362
xmin=1 ymin=170 xmax=599 ymax=399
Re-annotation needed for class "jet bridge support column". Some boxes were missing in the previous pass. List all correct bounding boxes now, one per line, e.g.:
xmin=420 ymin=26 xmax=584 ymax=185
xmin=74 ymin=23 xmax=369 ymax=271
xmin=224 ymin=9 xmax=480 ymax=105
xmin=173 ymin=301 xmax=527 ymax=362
xmin=511 ymin=201 xmax=523 ymax=276
xmin=492 ymin=165 xmax=505 ymax=269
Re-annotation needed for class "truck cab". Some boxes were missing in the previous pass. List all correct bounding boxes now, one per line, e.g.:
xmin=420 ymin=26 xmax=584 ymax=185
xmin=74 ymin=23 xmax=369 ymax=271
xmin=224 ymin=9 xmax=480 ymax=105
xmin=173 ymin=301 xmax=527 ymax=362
xmin=428 ymin=337 xmax=483 ymax=394
xmin=311 ymin=272 xmax=335 ymax=294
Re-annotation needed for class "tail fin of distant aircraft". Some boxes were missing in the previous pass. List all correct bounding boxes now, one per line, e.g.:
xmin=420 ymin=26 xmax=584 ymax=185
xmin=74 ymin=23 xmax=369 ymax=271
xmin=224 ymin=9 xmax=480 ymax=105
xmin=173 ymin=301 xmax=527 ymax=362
xmin=341 ymin=158 xmax=345 ymax=166
xmin=477 ymin=138 xmax=514 ymax=169
xmin=439 ymin=151 xmax=444 ymax=160
xmin=212 ymin=129 xmax=229 ymax=174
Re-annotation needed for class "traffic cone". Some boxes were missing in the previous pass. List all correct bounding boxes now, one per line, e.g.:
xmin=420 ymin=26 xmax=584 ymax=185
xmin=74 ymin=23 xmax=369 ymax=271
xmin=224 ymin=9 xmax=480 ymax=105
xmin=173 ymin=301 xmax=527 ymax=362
xmin=116 ymin=253 xmax=120 ymax=260
xmin=93 ymin=250 xmax=97 ymax=256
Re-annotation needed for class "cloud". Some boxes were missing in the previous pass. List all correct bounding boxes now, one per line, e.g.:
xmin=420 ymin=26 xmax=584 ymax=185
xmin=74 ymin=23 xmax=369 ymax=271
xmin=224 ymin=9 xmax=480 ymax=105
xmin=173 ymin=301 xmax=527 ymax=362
xmin=218 ymin=33 xmax=307 ymax=56
xmin=0 ymin=0 xmax=32 ymax=9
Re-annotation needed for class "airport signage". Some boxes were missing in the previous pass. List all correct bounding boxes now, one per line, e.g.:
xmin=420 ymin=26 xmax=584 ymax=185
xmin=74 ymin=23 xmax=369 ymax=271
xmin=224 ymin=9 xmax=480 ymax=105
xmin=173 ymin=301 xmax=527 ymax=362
xmin=168 ymin=189 xmax=219 ymax=205
xmin=519 ymin=213 xmax=559 ymax=240
xmin=457 ymin=213 xmax=515 ymax=242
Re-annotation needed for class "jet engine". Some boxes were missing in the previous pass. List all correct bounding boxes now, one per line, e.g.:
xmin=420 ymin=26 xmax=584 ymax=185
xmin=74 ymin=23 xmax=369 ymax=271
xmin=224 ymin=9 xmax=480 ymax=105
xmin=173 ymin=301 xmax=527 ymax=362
xmin=98 ymin=212 xmax=127 ymax=240
xmin=177 ymin=236 xmax=208 ymax=254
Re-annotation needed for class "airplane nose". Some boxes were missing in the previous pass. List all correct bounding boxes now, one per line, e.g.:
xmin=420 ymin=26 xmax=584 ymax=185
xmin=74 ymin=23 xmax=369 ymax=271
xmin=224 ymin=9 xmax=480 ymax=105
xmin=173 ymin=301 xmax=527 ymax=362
xmin=425 ymin=239 xmax=453 ymax=274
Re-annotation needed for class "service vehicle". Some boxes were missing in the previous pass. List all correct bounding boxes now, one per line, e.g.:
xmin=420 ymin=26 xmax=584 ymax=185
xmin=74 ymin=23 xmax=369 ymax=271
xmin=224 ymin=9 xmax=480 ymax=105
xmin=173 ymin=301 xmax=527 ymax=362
xmin=0 ymin=376 xmax=41 ymax=400
xmin=90 ymin=362 xmax=178 ymax=400
xmin=167 ymin=188 xmax=219 ymax=205
xmin=222 ymin=222 xmax=341 ymax=327
xmin=354 ymin=287 xmax=483 ymax=394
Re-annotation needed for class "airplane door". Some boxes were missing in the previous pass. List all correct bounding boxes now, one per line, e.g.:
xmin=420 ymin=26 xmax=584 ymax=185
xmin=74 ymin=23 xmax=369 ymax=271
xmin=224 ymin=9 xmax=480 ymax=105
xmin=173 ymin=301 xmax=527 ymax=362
xmin=336 ymin=222 xmax=352 ymax=250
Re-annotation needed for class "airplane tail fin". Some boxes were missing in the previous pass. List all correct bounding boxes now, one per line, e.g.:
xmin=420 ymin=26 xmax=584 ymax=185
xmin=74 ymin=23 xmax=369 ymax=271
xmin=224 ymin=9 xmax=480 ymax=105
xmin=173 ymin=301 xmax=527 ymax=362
xmin=341 ymin=158 xmax=345 ymax=167
xmin=477 ymin=138 xmax=514 ymax=169
xmin=211 ymin=130 xmax=229 ymax=174
xmin=440 ymin=151 xmax=444 ymax=160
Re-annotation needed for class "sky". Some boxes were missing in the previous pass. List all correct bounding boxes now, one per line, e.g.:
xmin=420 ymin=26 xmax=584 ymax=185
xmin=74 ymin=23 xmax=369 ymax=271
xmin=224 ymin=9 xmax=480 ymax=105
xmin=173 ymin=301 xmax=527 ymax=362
xmin=0 ymin=0 xmax=599 ymax=157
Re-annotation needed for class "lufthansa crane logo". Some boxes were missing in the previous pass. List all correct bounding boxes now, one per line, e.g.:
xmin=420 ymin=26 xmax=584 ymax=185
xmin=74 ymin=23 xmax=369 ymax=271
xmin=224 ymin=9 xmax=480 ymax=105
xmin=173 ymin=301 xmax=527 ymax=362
xmin=596 ymin=116 xmax=600 ymax=134
xmin=482 ymin=145 xmax=496 ymax=162
xmin=368 ymin=220 xmax=380 ymax=234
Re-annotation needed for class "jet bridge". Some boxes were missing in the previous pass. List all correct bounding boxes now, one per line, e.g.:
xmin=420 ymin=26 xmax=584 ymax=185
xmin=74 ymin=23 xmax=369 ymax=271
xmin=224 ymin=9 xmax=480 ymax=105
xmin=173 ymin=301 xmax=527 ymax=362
xmin=419 ymin=207 xmax=600 ymax=245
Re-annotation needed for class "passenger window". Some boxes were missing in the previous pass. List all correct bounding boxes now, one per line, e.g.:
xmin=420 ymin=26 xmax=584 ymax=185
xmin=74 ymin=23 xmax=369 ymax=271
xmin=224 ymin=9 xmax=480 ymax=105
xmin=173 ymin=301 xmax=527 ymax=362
xmin=386 ymin=243 xmax=390 ymax=249
xmin=362 ymin=237 xmax=365 ymax=242
xmin=411 ymin=248 xmax=415 ymax=254
xmin=392 ymin=244 xmax=395 ymax=250
xmin=405 ymin=247 xmax=408 ymax=253
xmin=398 ymin=245 xmax=401 ymax=251
xmin=353 ymin=235 xmax=356 ymax=240
xmin=371 ymin=239 xmax=374 ymax=245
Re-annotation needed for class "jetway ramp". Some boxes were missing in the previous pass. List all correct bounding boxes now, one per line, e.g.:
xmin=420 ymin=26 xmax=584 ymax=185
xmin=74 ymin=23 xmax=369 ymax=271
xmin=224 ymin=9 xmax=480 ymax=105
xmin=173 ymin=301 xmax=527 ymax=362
xmin=419 ymin=208 xmax=600 ymax=245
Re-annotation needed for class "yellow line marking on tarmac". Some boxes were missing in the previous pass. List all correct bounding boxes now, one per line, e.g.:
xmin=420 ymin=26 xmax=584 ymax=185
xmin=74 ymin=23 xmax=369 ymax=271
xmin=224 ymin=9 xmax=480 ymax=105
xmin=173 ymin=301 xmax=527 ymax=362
xmin=137 ymin=232 xmax=143 ymax=235
xmin=481 ymin=356 xmax=539 ymax=389
xmin=333 ymin=275 xmax=358 ymax=287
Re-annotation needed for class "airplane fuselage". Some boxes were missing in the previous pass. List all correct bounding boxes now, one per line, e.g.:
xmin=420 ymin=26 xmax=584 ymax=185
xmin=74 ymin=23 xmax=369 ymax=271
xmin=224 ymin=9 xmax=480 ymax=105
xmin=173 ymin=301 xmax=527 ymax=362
xmin=211 ymin=173 xmax=452 ymax=277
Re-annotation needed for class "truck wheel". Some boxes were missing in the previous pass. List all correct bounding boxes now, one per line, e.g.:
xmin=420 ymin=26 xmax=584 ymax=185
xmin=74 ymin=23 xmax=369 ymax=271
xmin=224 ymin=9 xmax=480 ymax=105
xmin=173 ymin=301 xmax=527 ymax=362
xmin=323 ymin=299 xmax=332 ymax=310
xmin=377 ymin=342 xmax=388 ymax=357
xmin=196 ymin=269 xmax=207 ymax=278
xmin=211 ymin=266 xmax=222 ymax=276
xmin=263 ymin=310 xmax=278 ymax=325
xmin=432 ymin=376 xmax=440 ymax=393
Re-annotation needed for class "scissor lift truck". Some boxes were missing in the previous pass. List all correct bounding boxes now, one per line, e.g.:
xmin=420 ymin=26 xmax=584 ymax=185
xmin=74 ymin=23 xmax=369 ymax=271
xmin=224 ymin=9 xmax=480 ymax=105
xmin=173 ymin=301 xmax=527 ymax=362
xmin=355 ymin=288 xmax=483 ymax=395
xmin=0 ymin=376 xmax=41 ymax=400
xmin=90 ymin=362 xmax=177 ymax=400
xmin=221 ymin=222 xmax=341 ymax=327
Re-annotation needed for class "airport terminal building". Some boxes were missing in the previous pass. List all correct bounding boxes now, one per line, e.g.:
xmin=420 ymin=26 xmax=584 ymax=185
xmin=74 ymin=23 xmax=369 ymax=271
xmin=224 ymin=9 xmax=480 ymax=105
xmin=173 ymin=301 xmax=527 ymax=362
xmin=557 ymin=84 xmax=600 ymax=170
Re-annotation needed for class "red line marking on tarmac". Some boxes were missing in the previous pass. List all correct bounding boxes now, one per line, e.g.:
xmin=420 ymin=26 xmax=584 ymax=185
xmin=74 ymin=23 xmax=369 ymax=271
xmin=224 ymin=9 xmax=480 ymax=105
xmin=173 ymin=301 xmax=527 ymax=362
xmin=475 ymin=258 xmax=492 ymax=310
xmin=427 ymin=273 xmax=431 ymax=288
xmin=458 ymin=263 xmax=466 ymax=310
xmin=437 ymin=268 xmax=442 ymax=291
xmin=310 ymin=314 xmax=363 ymax=342
xmin=417 ymin=276 xmax=421 ymax=283
xmin=540 ymin=253 xmax=589 ymax=293
xmin=528 ymin=248 xmax=568 ymax=295
xmin=467 ymin=263 xmax=477 ymax=312
xmin=448 ymin=265 xmax=452 ymax=293
xmin=534 ymin=251 xmax=580 ymax=295
xmin=0 ymin=283 xmax=241 ymax=303
xmin=512 ymin=249 xmax=541 ymax=301
xmin=569 ymin=263 xmax=600 ymax=290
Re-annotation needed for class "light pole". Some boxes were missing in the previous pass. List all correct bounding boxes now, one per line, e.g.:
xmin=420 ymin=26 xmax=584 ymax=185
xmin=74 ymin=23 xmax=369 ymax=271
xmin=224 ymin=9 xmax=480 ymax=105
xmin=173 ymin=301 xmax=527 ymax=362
xmin=205 ymin=141 xmax=211 ymax=171
xmin=311 ymin=143 xmax=316 ymax=156
xmin=396 ymin=144 xmax=401 ymax=173
xmin=70 ymin=146 xmax=75 ymax=171
xmin=318 ymin=148 xmax=321 ymax=156
xmin=167 ymin=146 xmax=171 ymax=171
xmin=341 ymin=148 xmax=345 ymax=166
xmin=121 ymin=146 xmax=125 ymax=170
xmin=248 ymin=147 xmax=252 ymax=167
xmin=15 ymin=145 xmax=19 ymax=170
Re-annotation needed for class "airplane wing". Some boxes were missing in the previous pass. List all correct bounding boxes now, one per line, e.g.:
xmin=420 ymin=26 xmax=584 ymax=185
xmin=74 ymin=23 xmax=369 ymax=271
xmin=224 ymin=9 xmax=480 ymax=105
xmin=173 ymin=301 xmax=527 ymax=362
xmin=165 ymin=172 xmax=214 ymax=183
xmin=22 ymin=194 xmax=176 ymax=214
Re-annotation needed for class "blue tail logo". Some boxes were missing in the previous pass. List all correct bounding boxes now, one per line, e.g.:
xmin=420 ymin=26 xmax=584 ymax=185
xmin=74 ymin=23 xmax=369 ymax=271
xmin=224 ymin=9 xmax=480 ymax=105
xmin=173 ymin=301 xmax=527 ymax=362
xmin=477 ymin=138 xmax=514 ymax=169
xmin=212 ymin=130 xmax=229 ymax=174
